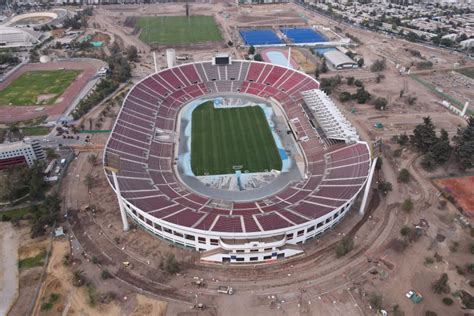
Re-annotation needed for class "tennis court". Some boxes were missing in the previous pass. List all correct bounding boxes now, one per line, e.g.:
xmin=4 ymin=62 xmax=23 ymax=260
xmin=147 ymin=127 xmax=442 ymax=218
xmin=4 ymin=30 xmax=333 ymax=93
xmin=239 ymin=29 xmax=283 ymax=46
xmin=281 ymin=28 xmax=327 ymax=44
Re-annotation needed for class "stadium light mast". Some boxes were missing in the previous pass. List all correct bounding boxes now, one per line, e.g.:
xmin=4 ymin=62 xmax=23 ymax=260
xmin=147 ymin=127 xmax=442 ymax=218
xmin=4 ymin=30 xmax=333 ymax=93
xmin=105 ymin=154 xmax=130 ymax=232
xmin=153 ymin=51 xmax=158 ymax=73
xmin=359 ymin=157 xmax=378 ymax=215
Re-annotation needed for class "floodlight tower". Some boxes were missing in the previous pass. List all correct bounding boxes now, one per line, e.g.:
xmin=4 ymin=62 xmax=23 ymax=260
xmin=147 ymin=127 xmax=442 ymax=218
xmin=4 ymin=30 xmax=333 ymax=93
xmin=104 ymin=153 xmax=129 ymax=232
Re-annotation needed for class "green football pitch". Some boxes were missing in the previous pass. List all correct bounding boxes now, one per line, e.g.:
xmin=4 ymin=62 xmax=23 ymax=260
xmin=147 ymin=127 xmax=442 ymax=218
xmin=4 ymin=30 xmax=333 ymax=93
xmin=137 ymin=16 xmax=222 ymax=45
xmin=191 ymin=101 xmax=282 ymax=176
xmin=0 ymin=70 xmax=80 ymax=106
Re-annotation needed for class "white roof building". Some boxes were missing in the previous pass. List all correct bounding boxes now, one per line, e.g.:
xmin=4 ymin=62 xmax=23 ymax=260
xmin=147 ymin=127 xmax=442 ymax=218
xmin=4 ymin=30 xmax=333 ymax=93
xmin=0 ymin=138 xmax=45 ymax=169
xmin=323 ymin=50 xmax=358 ymax=70
xmin=0 ymin=27 xmax=40 ymax=48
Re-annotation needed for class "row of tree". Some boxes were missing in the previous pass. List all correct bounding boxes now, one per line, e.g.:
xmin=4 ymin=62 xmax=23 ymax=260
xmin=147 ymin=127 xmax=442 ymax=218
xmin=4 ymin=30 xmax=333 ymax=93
xmin=394 ymin=116 xmax=474 ymax=170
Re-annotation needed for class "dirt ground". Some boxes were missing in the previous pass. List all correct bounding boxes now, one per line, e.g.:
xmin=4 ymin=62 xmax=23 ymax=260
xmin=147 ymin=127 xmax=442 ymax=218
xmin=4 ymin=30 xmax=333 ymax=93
xmin=292 ymin=48 xmax=317 ymax=74
xmin=434 ymin=176 xmax=474 ymax=215
xmin=33 ymin=238 xmax=168 ymax=316
xmin=0 ymin=222 xmax=19 ymax=316
xmin=8 ymin=225 xmax=49 ymax=316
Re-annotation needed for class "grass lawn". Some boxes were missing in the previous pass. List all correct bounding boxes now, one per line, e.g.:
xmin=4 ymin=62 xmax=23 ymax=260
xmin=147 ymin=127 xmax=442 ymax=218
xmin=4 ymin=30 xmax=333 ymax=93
xmin=191 ymin=102 xmax=282 ymax=175
xmin=0 ymin=69 xmax=81 ymax=106
xmin=0 ymin=206 xmax=31 ymax=219
xmin=137 ymin=16 xmax=222 ymax=45
xmin=456 ymin=68 xmax=474 ymax=79
xmin=21 ymin=126 xmax=51 ymax=136
xmin=18 ymin=249 xmax=46 ymax=269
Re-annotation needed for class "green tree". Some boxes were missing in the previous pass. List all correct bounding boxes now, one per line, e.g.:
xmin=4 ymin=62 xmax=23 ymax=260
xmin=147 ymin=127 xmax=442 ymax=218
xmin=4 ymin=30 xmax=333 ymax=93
xmin=398 ymin=168 xmax=410 ymax=183
xmin=411 ymin=117 xmax=438 ymax=153
xmin=397 ymin=133 xmax=409 ymax=146
xmin=126 ymin=46 xmax=138 ymax=62
xmin=28 ymin=162 xmax=46 ymax=200
xmin=354 ymin=87 xmax=371 ymax=104
xmin=378 ymin=181 xmax=392 ymax=196
xmin=248 ymin=45 xmax=255 ymax=55
xmin=374 ymin=97 xmax=388 ymax=110
xmin=357 ymin=58 xmax=364 ymax=67
xmin=430 ymin=129 xmax=451 ymax=164
xmin=453 ymin=116 xmax=474 ymax=170
xmin=346 ymin=76 xmax=355 ymax=85
xmin=432 ymin=273 xmax=449 ymax=294
xmin=421 ymin=152 xmax=437 ymax=171
xmin=370 ymin=59 xmax=386 ymax=72
xmin=253 ymin=54 xmax=263 ymax=62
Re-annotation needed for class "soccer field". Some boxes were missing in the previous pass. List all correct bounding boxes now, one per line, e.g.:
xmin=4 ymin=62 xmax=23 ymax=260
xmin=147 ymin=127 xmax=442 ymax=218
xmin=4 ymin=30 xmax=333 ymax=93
xmin=0 ymin=70 xmax=80 ymax=106
xmin=191 ymin=102 xmax=282 ymax=176
xmin=137 ymin=16 xmax=222 ymax=45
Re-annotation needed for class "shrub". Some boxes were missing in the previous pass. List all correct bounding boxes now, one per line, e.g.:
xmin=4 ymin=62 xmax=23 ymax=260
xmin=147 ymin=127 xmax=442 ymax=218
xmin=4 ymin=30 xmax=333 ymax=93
xmin=49 ymin=293 xmax=60 ymax=303
xmin=400 ymin=226 xmax=411 ymax=236
xmin=456 ymin=265 xmax=465 ymax=275
xmin=425 ymin=311 xmax=437 ymax=316
xmin=470 ymin=243 xmax=474 ymax=254
xmin=442 ymin=297 xmax=453 ymax=305
xmin=162 ymin=253 xmax=180 ymax=274
xmin=101 ymin=269 xmax=112 ymax=280
xmin=469 ymin=280 xmax=474 ymax=287
xmin=40 ymin=302 xmax=53 ymax=311
xmin=339 ymin=91 xmax=351 ymax=102
xmin=354 ymin=79 xmax=363 ymax=87
xmin=402 ymin=198 xmax=414 ymax=212
xmin=91 ymin=256 xmax=100 ymax=265
xmin=336 ymin=236 xmax=354 ymax=257
xmin=465 ymin=263 xmax=474 ymax=274
xmin=72 ymin=270 xmax=86 ymax=287
xmin=424 ymin=257 xmax=434 ymax=265
xmin=450 ymin=241 xmax=459 ymax=253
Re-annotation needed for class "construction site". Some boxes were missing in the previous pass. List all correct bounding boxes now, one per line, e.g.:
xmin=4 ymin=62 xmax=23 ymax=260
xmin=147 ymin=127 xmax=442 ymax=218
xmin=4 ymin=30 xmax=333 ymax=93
xmin=0 ymin=1 xmax=473 ymax=316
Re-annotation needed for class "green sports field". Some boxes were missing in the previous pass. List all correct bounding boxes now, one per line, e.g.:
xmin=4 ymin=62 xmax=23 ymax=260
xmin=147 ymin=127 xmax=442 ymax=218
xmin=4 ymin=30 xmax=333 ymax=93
xmin=0 ymin=70 xmax=80 ymax=106
xmin=191 ymin=102 xmax=282 ymax=176
xmin=137 ymin=16 xmax=222 ymax=45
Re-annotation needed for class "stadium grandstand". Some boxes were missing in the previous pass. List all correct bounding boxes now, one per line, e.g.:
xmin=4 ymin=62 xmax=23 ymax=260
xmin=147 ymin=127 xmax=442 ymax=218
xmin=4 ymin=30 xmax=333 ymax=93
xmin=104 ymin=59 xmax=373 ymax=264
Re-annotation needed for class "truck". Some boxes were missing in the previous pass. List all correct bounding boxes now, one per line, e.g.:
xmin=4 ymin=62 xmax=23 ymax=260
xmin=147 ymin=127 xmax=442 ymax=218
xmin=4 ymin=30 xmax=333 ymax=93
xmin=217 ymin=285 xmax=233 ymax=295
xmin=406 ymin=290 xmax=423 ymax=303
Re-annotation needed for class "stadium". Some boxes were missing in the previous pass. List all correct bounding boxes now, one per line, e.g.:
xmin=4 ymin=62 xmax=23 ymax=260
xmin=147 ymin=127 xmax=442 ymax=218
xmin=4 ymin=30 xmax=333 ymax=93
xmin=104 ymin=56 xmax=373 ymax=264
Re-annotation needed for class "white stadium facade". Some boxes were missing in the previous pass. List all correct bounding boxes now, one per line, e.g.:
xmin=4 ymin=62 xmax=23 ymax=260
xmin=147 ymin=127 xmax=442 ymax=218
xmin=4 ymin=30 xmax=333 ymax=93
xmin=104 ymin=58 xmax=376 ymax=264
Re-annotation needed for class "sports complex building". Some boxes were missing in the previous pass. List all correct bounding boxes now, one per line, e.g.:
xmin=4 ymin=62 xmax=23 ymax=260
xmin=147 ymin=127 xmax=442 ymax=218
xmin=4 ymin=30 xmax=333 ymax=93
xmin=104 ymin=57 xmax=375 ymax=264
